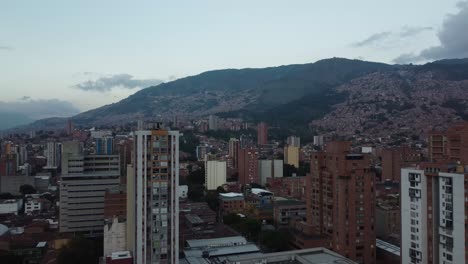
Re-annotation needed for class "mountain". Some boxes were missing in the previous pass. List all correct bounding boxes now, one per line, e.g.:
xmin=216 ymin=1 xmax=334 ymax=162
xmin=6 ymin=57 xmax=468 ymax=139
xmin=0 ymin=112 xmax=34 ymax=130
xmin=71 ymin=58 xmax=392 ymax=126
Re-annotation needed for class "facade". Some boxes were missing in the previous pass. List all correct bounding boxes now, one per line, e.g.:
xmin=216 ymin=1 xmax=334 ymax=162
xmin=128 ymin=126 xmax=179 ymax=264
xmin=104 ymin=217 xmax=128 ymax=259
xmin=59 ymin=141 xmax=121 ymax=235
xmin=219 ymin=193 xmax=245 ymax=215
xmin=44 ymin=141 xmax=61 ymax=169
xmin=429 ymin=122 xmax=468 ymax=164
xmin=238 ymin=147 xmax=259 ymax=185
xmin=104 ymin=185 xmax=127 ymax=219
xmin=0 ymin=175 xmax=35 ymax=195
xmin=258 ymin=159 xmax=283 ymax=185
xmin=25 ymin=198 xmax=42 ymax=214
xmin=96 ymin=136 xmax=114 ymax=155
xmin=0 ymin=154 xmax=17 ymax=176
xmin=284 ymin=146 xmax=300 ymax=168
xmin=267 ymin=176 xmax=306 ymax=200
xmin=228 ymin=138 xmax=240 ymax=168
xmin=273 ymin=199 xmax=306 ymax=226
xmin=381 ymin=146 xmax=422 ymax=182
xmin=401 ymin=166 xmax=467 ymax=264
xmin=307 ymin=141 xmax=376 ymax=264
xmin=205 ymin=160 xmax=227 ymax=190
xmin=208 ymin=115 xmax=218 ymax=130
xmin=0 ymin=199 xmax=22 ymax=215
xmin=257 ymin=122 xmax=268 ymax=145
xmin=287 ymin=136 xmax=301 ymax=148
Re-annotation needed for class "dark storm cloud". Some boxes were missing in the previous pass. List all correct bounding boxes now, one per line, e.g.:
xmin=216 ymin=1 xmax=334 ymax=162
xmin=74 ymin=73 xmax=163 ymax=92
xmin=393 ymin=1 xmax=468 ymax=64
xmin=0 ymin=99 xmax=81 ymax=120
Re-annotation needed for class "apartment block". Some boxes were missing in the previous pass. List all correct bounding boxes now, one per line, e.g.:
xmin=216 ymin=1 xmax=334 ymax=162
xmin=59 ymin=141 xmax=121 ymax=235
xmin=205 ymin=160 xmax=227 ymax=190
xmin=238 ymin=147 xmax=259 ymax=185
xmin=307 ymin=141 xmax=376 ymax=264
xmin=127 ymin=125 xmax=179 ymax=264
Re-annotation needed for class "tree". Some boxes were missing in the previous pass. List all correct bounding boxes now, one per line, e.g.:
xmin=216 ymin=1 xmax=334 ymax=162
xmin=57 ymin=237 xmax=102 ymax=264
xmin=260 ymin=229 xmax=291 ymax=252
xmin=19 ymin=184 xmax=36 ymax=196
xmin=0 ymin=193 xmax=14 ymax=199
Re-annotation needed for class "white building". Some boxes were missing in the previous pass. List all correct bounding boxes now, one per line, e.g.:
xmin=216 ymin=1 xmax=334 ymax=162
xmin=178 ymin=185 xmax=188 ymax=199
xmin=401 ymin=167 xmax=466 ymax=264
xmin=258 ymin=159 xmax=283 ymax=185
xmin=103 ymin=217 xmax=127 ymax=258
xmin=25 ymin=199 xmax=42 ymax=214
xmin=128 ymin=125 xmax=179 ymax=264
xmin=205 ymin=160 xmax=227 ymax=190
xmin=287 ymin=136 xmax=300 ymax=148
xmin=0 ymin=199 xmax=22 ymax=215
xmin=44 ymin=141 xmax=61 ymax=169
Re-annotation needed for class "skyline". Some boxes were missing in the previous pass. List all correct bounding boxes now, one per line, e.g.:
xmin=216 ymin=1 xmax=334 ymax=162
xmin=1 ymin=0 xmax=467 ymax=118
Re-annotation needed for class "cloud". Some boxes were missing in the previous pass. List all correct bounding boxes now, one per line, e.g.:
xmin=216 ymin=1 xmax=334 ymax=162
xmin=393 ymin=1 xmax=468 ymax=63
xmin=352 ymin=32 xmax=392 ymax=47
xmin=74 ymin=73 xmax=163 ymax=92
xmin=20 ymin=96 xmax=31 ymax=101
xmin=352 ymin=26 xmax=433 ymax=48
xmin=399 ymin=26 xmax=433 ymax=38
xmin=0 ymin=99 xmax=81 ymax=120
xmin=0 ymin=45 xmax=13 ymax=51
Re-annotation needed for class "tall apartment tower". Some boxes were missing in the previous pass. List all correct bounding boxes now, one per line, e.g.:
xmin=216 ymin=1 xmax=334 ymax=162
xmin=44 ymin=141 xmax=61 ymax=169
xmin=307 ymin=141 xmax=376 ymax=264
xmin=284 ymin=145 xmax=300 ymax=168
xmin=401 ymin=122 xmax=468 ymax=264
xmin=95 ymin=136 xmax=114 ymax=155
xmin=59 ymin=141 xmax=120 ymax=235
xmin=228 ymin=138 xmax=240 ymax=168
xmin=238 ymin=147 xmax=259 ymax=185
xmin=128 ymin=125 xmax=179 ymax=264
xmin=257 ymin=122 xmax=268 ymax=145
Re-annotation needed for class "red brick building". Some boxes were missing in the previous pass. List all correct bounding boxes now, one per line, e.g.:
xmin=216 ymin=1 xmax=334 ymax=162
xmin=267 ymin=176 xmax=306 ymax=200
xmin=257 ymin=122 xmax=268 ymax=146
xmin=103 ymin=186 xmax=126 ymax=220
xmin=307 ymin=141 xmax=376 ymax=264
xmin=381 ymin=146 xmax=422 ymax=182
xmin=238 ymin=147 xmax=259 ymax=185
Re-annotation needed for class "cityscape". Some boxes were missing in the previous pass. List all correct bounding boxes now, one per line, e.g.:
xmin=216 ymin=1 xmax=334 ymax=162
xmin=1 ymin=1 xmax=468 ymax=264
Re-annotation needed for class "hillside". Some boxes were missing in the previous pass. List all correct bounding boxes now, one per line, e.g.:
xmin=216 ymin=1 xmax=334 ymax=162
xmin=6 ymin=57 xmax=468 ymax=138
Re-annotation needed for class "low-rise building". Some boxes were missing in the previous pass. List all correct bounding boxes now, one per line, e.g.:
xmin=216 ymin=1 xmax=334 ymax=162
xmin=0 ymin=199 xmax=23 ymax=215
xmin=273 ymin=198 xmax=306 ymax=226
xmin=219 ymin=193 xmax=245 ymax=215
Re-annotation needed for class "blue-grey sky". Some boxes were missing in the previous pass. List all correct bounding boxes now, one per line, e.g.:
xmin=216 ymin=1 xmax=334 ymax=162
xmin=1 ymin=0 xmax=467 ymax=117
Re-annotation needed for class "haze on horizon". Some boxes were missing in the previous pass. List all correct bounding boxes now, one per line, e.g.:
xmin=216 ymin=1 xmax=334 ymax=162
xmin=1 ymin=0 xmax=467 ymax=119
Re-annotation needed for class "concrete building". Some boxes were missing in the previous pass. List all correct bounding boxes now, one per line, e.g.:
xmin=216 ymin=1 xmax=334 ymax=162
xmin=375 ymin=199 xmax=400 ymax=242
xmin=104 ymin=217 xmax=127 ymax=258
xmin=219 ymin=192 xmax=245 ymax=215
xmin=307 ymin=141 xmax=376 ymax=264
xmin=287 ymin=136 xmax=300 ymax=148
xmin=44 ymin=141 xmax=61 ymax=169
xmin=95 ymin=136 xmax=114 ymax=155
xmin=228 ymin=138 xmax=240 ymax=169
xmin=178 ymin=185 xmax=188 ymax=199
xmin=0 ymin=199 xmax=22 ymax=215
xmin=208 ymin=115 xmax=218 ymax=131
xmin=59 ymin=141 xmax=121 ymax=235
xmin=257 ymin=122 xmax=268 ymax=145
xmin=0 ymin=175 xmax=35 ymax=195
xmin=313 ymin=136 xmax=324 ymax=147
xmin=401 ymin=165 xmax=467 ymax=264
xmin=205 ymin=160 xmax=227 ymax=190
xmin=284 ymin=146 xmax=299 ymax=168
xmin=258 ymin=159 xmax=283 ymax=185
xmin=429 ymin=122 xmax=468 ymax=164
xmin=24 ymin=198 xmax=43 ymax=214
xmin=105 ymin=251 xmax=133 ymax=264
xmin=128 ymin=125 xmax=179 ymax=264
xmin=273 ymin=198 xmax=306 ymax=226
xmin=185 ymin=247 xmax=356 ymax=264
xmin=238 ymin=148 xmax=259 ymax=185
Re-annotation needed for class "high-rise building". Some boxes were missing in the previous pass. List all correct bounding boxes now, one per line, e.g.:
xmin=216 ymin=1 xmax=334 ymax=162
xmin=127 ymin=125 xmax=179 ymax=264
xmin=205 ymin=160 xmax=227 ymax=190
xmin=401 ymin=165 xmax=467 ymax=264
xmin=287 ymin=136 xmax=301 ymax=148
xmin=257 ymin=122 xmax=268 ymax=145
xmin=284 ymin=146 xmax=300 ymax=168
xmin=228 ymin=138 xmax=240 ymax=168
xmin=313 ymin=136 xmax=324 ymax=147
xmin=44 ymin=141 xmax=61 ymax=169
xmin=400 ymin=122 xmax=468 ymax=264
xmin=95 ymin=136 xmax=114 ymax=155
xmin=307 ymin=141 xmax=376 ymax=264
xmin=238 ymin=147 xmax=259 ymax=185
xmin=258 ymin=159 xmax=283 ymax=185
xmin=59 ymin=141 xmax=121 ymax=235
xmin=208 ymin=115 xmax=218 ymax=131
xmin=66 ymin=119 xmax=73 ymax=135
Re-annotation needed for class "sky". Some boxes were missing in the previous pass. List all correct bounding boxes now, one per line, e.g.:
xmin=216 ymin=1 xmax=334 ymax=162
xmin=1 ymin=0 xmax=467 ymax=118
